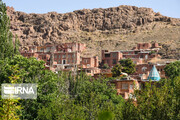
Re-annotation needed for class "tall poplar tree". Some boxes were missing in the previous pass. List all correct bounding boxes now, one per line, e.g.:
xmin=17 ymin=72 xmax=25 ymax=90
xmin=14 ymin=35 xmax=20 ymax=55
xmin=0 ymin=0 xmax=15 ymax=59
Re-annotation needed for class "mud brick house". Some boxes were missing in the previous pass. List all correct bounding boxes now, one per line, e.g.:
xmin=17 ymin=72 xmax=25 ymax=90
xmin=101 ymin=42 xmax=161 ymax=67
xmin=112 ymin=65 xmax=161 ymax=99
xmin=111 ymin=76 xmax=140 ymax=99
xmin=81 ymin=67 xmax=101 ymax=76
xmin=81 ymin=56 xmax=100 ymax=76
xmin=93 ymin=69 xmax=113 ymax=79
xmin=21 ymin=43 xmax=100 ymax=74
xmin=55 ymin=43 xmax=86 ymax=53
xmin=21 ymin=52 xmax=39 ymax=59
xmin=21 ymin=42 xmax=168 ymax=79
xmin=81 ymin=56 xmax=99 ymax=68
xmin=131 ymin=63 xmax=166 ymax=80
xmin=101 ymin=50 xmax=123 ymax=67
xmin=54 ymin=51 xmax=81 ymax=70
xmin=132 ymin=42 xmax=161 ymax=50
xmin=131 ymin=58 xmax=177 ymax=80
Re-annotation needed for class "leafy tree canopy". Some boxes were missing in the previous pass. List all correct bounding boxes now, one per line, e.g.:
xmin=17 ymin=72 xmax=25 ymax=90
xmin=119 ymin=58 xmax=136 ymax=74
xmin=0 ymin=1 xmax=20 ymax=60
xmin=111 ymin=64 xmax=122 ymax=77
xmin=164 ymin=61 xmax=180 ymax=79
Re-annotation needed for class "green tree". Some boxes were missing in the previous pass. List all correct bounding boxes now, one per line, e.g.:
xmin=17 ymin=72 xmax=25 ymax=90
xmin=119 ymin=58 xmax=136 ymax=74
xmin=98 ymin=111 xmax=114 ymax=120
xmin=111 ymin=64 xmax=122 ymax=77
xmin=103 ymin=63 xmax=110 ymax=69
xmin=0 ymin=55 xmax=48 ymax=119
xmin=0 ymin=65 xmax=22 ymax=120
xmin=14 ymin=35 xmax=20 ymax=55
xmin=0 ymin=1 xmax=15 ymax=59
xmin=37 ymin=72 xmax=125 ymax=120
xmin=164 ymin=61 xmax=180 ymax=79
xmin=130 ymin=78 xmax=179 ymax=120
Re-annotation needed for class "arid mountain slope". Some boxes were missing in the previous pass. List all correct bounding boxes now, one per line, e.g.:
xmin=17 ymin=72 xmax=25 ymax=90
xmin=7 ymin=5 xmax=180 ymax=59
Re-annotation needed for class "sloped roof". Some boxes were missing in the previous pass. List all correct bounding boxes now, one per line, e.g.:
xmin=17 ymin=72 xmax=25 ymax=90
xmin=147 ymin=65 xmax=161 ymax=81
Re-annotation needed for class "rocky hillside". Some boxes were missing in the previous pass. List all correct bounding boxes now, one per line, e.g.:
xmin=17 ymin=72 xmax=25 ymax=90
xmin=7 ymin=5 xmax=180 ymax=59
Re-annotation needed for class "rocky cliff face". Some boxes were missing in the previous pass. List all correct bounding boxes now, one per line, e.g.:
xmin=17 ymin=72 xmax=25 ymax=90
xmin=7 ymin=5 xmax=180 ymax=59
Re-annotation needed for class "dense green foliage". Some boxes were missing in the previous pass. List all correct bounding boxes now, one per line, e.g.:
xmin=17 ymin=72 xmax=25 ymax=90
xmin=0 ymin=1 xmax=21 ymax=119
xmin=1 ymin=56 xmax=180 ymax=120
xmin=111 ymin=64 xmax=122 ymax=77
xmin=111 ymin=59 xmax=136 ymax=77
xmin=0 ymin=56 xmax=125 ymax=120
xmin=164 ymin=61 xmax=180 ymax=79
xmin=127 ymin=77 xmax=180 ymax=120
xmin=119 ymin=58 xmax=136 ymax=74
xmin=102 ymin=63 xmax=110 ymax=69
xmin=0 ymin=1 xmax=20 ymax=60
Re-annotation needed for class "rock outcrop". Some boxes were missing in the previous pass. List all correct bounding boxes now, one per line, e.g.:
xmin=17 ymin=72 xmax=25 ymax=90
xmin=6 ymin=5 xmax=180 ymax=59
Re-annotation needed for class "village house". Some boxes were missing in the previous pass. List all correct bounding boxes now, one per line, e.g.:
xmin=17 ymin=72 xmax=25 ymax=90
xmin=20 ymin=42 xmax=177 ymax=100
xmin=132 ymin=42 xmax=161 ymax=50
xmin=80 ymin=56 xmax=100 ymax=76
xmin=21 ymin=42 xmax=100 ymax=74
xmin=21 ymin=42 xmax=172 ymax=80
xmin=111 ymin=76 xmax=140 ymax=99
xmin=131 ymin=63 xmax=166 ymax=80
xmin=101 ymin=50 xmax=123 ymax=68
xmin=112 ymin=65 xmax=161 ymax=99
xmin=101 ymin=42 xmax=161 ymax=68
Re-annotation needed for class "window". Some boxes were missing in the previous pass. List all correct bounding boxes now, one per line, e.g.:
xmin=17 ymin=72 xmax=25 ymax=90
xmin=68 ymin=59 xmax=71 ymax=63
xmin=105 ymin=54 xmax=110 ymax=58
xmin=58 ymin=60 xmax=61 ymax=64
xmin=72 ymin=59 xmax=75 ymax=63
xmin=142 ymin=67 xmax=147 ymax=72
xmin=112 ymin=53 xmax=117 ymax=58
xmin=84 ymin=59 xmax=88 ymax=63
xmin=112 ymin=59 xmax=117 ymax=64
xmin=40 ymin=48 xmax=44 ymax=52
xmin=62 ymin=60 xmax=66 ymax=64
xmin=62 ymin=54 xmax=66 ymax=59
xmin=68 ymin=54 xmax=71 ymax=58
xmin=130 ymin=84 xmax=133 ymax=89
xmin=87 ymin=70 xmax=91 ymax=73
xmin=54 ymin=55 xmax=57 ymax=58
xmin=59 ymin=55 xmax=61 ymax=58
xmin=135 ymin=51 xmax=138 ymax=54
xmin=46 ymin=47 xmax=51 ymax=52
xmin=72 ymin=54 xmax=75 ymax=58
xmin=122 ymin=83 xmax=128 ymax=90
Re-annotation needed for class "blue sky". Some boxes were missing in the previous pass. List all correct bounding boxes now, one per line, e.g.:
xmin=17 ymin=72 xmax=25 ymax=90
xmin=3 ymin=0 xmax=180 ymax=18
